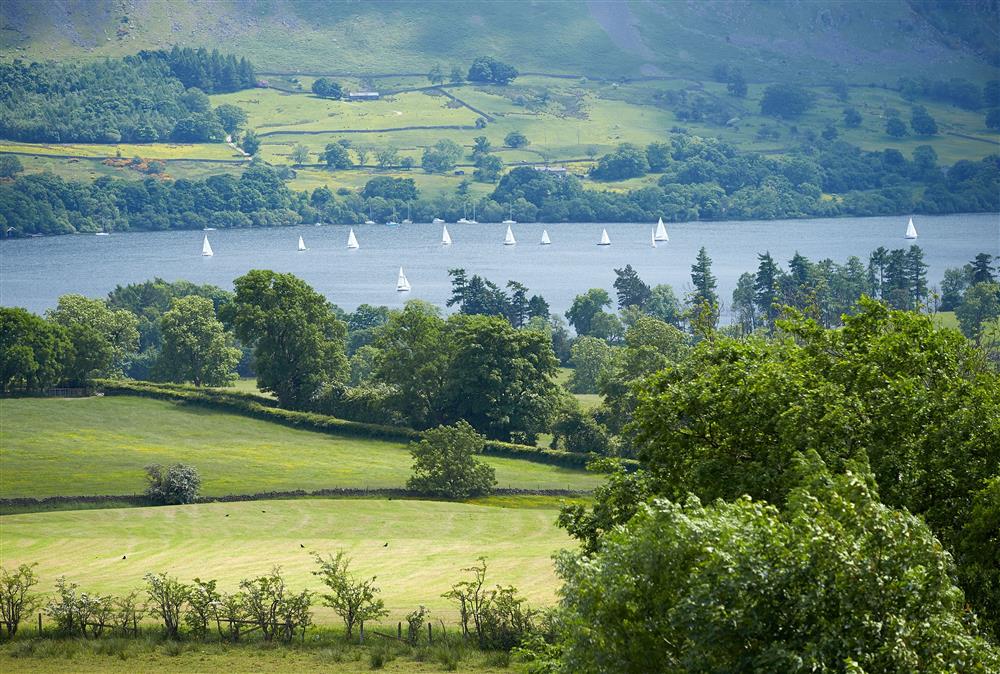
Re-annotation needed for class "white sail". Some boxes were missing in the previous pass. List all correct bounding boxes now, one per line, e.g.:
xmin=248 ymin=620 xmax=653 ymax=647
xmin=202 ymin=235 xmax=214 ymax=256
xmin=432 ymin=218 xmax=445 ymax=224
xmin=298 ymin=235 xmax=306 ymax=251
xmin=396 ymin=267 xmax=411 ymax=292
xmin=905 ymin=217 xmax=918 ymax=239
xmin=347 ymin=228 xmax=360 ymax=249
xmin=540 ymin=229 xmax=551 ymax=245
xmin=504 ymin=225 xmax=517 ymax=246
xmin=651 ymin=228 xmax=657 ymax=248
xmin=598 ymin=228 xmax=611 ymax=246
xmin=442 ymin=225 xmax=452 ymax=245
xmin=655 ymin=217 xmax=669 ymax=242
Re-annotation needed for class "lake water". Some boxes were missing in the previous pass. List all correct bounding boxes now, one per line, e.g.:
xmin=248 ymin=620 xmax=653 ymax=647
xmin=2 ymin=214 xmax=998 ymax=320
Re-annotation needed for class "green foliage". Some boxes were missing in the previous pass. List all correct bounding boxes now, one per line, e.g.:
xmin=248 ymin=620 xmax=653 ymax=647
xmin=503 ymin=131 xmax=528 ymax=148
xmin=956 ymin=477 xmax=1000 ymax=641
xmin=473 ymin=153 xmax=503 ymax=182
xmin=214 ymin=103 xmax=247 ymax=135
xmin=565 ymin=289 xmax=611 ymax=337
xmin=612 ymin=264 xmax=651 ymax=310
xmin=0 ymin=563 xmax=40 ymax=638
xmin=567 ymin=337 xmax=613 ymax=394
xmin=312 ymin=552 xmax=387 ymax=639
xmin=0 ymin=155 xmax=23 ymax=179
xmin=239 ymin=567 xmax=311 ymax=643
xmin=45 ymin=294 xmax=139 ymax=384
xmin=987 ymin=108 xmax=1000 ymax=131
xmin=240 ymin=129 xmax=260 ymax=155
xmin=688 ymin=246 xmax=718 ymax=310
xmin=589 ymin=143 xmax=649 ymax=181
xmin=843 ymin=106 xmax=863 ymax=127
xmin=549 ymin=405 xmax=609 ymax=455
xmin=144 ymin=572 xmax=189 ymax=639
xmin=143 ymin=463 xmax=201 ymax=505
xmin=290 ymin=143 xmax=310 ymax=165
xmin=421 ymin=139 xmax=463 ymax=173
xmin=224 ymin=270 xmax=348 ymax=408
xmin=957 ymin=282 xmax=1000 ymax=343
xmin=0 ymin=307 xmax=71 ymax=393
xmin=0 ymin=49 xmax=252 ymax=143
xmin=407 ymin=421 xmax=496 ymax=498
xmin=886 ymin=116 xmax=908 ymax=137
xmin=554 ymin=454 xmax=1000 ymax=673
xmin=760 ymin=83 xmax=815 ymax=119
xmin=911 ymin=104 xmax=939 ymax=135
xmin=322 ymin=142 xmax=353 ymax=168
xmin=362 ymin=176 xmax=418 ymax=201
xmin=153 ymin=296 xmax=241 ymax=386
xmin=467 ymin=56 xmax=518 ymax=85
xmin=311 ymin=77 xmax=342 ymax=99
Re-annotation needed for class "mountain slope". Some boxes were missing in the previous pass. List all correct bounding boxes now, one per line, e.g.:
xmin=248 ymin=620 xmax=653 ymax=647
xmin=2 ymin=0 xmax=997 ymax=83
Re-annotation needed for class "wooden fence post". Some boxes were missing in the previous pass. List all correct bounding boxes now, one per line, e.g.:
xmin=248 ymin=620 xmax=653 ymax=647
xmin=397 ymin=621 xmax=402 ymax=639
xmin=359 ymin=621 xmax=364 ymax=645
xmin=428 ymin=622 xmax=432 ymax=644
xmin=38 ymin=612 xmax=42 ymax=635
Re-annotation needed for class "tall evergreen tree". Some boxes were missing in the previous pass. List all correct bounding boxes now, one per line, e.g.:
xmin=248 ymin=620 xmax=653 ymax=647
xmin=690 ymin=247 xmax=718 ymax=309
xmin=613 ymin=265 xmax=652 ymax=309
xmin=754 ymin=252 xmax=781 ymax=329
xmin=904 ymin=245 xmax=929 ymax=307
xmin=971 ymin=253 xmax=996 ymax=284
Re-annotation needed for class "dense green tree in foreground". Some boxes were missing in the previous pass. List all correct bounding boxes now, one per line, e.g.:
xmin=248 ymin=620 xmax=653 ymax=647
xmin=0 ymin=307 xmax=71 ymax=393
xmin=311 ymin=78 xmax=343 ymax=99
xmin=153 ymin=296 xmax=241 ymax=386
xmin=552 ymin=453 xmax=999 ymax=673
xmin=224 ymin=270 xmax=347 ymax=407
xmin=407 ymin=421 xmax=496 ymax=498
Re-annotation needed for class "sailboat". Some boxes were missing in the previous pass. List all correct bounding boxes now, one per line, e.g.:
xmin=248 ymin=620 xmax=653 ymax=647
xmin=504 ymin=225 xmax=517 ymax=246
xmin=905 ymin=217 xmax=918 ymax=239
xmin=346 ymin=228 xmax=360 ymax=249
xmin=432 ymin=217 xmax=445 ymax=225
xmin=386 ymin=207 xmax=399 ymax=227
xmin=95 ymin=230 xmax=110 ymax=236
xmin=540 ymin=229 xmax=551 ymax=245
xmin=298 ymin=235 xmax=306 ymax=251
xmin=442 ymin=225 xmax=452 ymax=245
xmin=364 ymin=204 xmax=376 ymax=226
xmin=654 ymin=217 xmax=669 ymax=242
xmin=202 ymin=235 xmax=214 ymax=256
xmin=598 ymin=228 xmax=611 ymax=246
xmin=502 ymin=204 xmax=517 ymax=225
xmin=396 ymin=267 xmax=411 ymax=292
xmin=651 ymin=228 xmax=657 ymax=248
xmin=402 ymin=203 xmax=413 ymax=225
xmin=467 ymin=202 xmax=478 ymax=225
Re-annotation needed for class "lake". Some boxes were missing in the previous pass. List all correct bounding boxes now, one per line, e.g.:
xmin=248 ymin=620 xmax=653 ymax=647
xmin=2 ymin=214 xmax=998 ymax=321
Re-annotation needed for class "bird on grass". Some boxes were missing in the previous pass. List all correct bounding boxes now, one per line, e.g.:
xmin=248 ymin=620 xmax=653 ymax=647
xmin=300 ymin=543 xmax=305 ymax=549
xmin=122 ymin=555 xmax=127 ymax=560
xmin=383 ymin=542 xmax=389 ymax=547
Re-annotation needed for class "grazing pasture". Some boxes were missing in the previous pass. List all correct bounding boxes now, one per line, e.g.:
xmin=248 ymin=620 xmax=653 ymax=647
xmin=0 ymin=397 xmax=604 ymax=499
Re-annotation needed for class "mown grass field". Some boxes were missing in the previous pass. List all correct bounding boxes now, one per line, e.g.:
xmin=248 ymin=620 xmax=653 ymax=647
xmin=0 ymin=497 xmax=573 ymax=622
xmin=0 ymin=397 xmax=603 ymax=499
xmin=0 ymin=639 xmax=513 ymax=673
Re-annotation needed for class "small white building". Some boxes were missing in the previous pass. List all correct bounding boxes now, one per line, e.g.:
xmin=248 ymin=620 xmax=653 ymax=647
xmin=347 ymin=91 xmax=380 ymax=101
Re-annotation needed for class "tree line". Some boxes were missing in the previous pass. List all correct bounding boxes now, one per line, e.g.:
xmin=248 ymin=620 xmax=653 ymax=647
xmin=0 ymin=49 xmax=254 ymax=144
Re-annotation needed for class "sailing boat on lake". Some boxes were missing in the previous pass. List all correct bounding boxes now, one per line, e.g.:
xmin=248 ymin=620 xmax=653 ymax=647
xmin=442 ymin=225 xmax=452 ymax=245
xmin=654 ymin=217 xmax=669 ymax=242
xmin=298 ymin=236 xmax=306 ymax=251
xmin=396 ymin=267 xmax=411 ymax=292
xmin=502 ymin=204 xmax=517 ymax=225
xmin=598 ymin=228 xmax=611 ymax=246
xmin=347 ymin=228 xmax=360 ymax=249
xmin=432 ymin=217 xmax=445 ymax=225
xmin=540 ymin=229 xmax=551 ymax=245
xmin=202 ymin=235 xmax=214 ymax=256
xmin=364 ymin=204 xmax=376 ymax=226
xmin=504 ymin=225 xmax=517 ymax=246
xmin=905 ymin=217 xmax=918 ymax=239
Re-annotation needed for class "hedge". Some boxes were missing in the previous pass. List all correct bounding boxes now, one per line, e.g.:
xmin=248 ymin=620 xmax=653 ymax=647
xmin=92 ymin=380 xmax=639 ymax=471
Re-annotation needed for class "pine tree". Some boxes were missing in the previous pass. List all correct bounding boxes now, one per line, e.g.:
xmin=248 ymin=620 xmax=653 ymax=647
xmin=613 ymin=264 xmax=652 ymax=309
xmin=690 ymin=247 xmax=718 ymax=309
xmin=904 ymin=245 xmax=928 ymax=307
xmin=754 ymin=252 xmax=781 ymax=330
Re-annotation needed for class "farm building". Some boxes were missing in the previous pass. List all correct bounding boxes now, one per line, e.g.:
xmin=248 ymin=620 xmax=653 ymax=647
xmin=347 ymin=91 xmax=380 ymax=101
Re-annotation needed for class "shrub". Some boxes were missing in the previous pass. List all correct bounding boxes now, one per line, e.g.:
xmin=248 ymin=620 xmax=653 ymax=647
xmin=240 ymin=567 xmax=311 ymax=643
xmin=407 ymin=421 xmax=496 ymax=499
xmin=144 ymin=464 xmax=201 ymax=505
xmin=0 ymin=563 xmax=41 ymax=638
xmin=144 ymin=573 xmax=189 ymax=639
xmin=313 ymin=552 xmax=386 ymax=640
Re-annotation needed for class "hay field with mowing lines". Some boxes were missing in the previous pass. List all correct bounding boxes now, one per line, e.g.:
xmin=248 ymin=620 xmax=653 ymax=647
xmin=0 ymin=498 xmax=573 ymax=623
xmin=0 ymin=397 xmax=603 ymax=499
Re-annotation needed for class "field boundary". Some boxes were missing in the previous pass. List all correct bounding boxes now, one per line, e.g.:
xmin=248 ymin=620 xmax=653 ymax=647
xmin=256 ymin=124 xmax=477 ymax=138
xmin=93 ymin=380 xmax=624 ymax=471
xmin=0 ymin=486 xmax=591 ymax=513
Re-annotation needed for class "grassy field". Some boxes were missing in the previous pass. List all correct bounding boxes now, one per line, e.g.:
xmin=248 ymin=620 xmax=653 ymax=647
xmin=0 ymin=638 xmax=514 ymax=673
xmin=0 ymin=497 xmax=574 ymax=622
xmin=0 ymin=397 xmax=603 ymax=499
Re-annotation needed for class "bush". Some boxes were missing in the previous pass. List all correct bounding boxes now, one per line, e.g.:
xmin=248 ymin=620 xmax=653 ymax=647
xmin=144 ymin=464 xmax=201 ymax=505
xmin=240 ymin=567 xmax=312 ymax=643
xmin=312 ymin=552 xmax=387 ymax=640
xmin=144 ymin=573 xmax=189 ymax=639
xmin=0 ymin=563 xmax=41 ymax=638
xmin=407 ymin=421 xmax=496 ymax=499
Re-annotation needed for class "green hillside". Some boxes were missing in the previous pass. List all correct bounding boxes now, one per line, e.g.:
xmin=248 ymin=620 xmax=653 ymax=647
xmin=0 ymin=396 xmax=603 ymax=499
xmin=2 ymin=0 xmax=996 ymax=83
